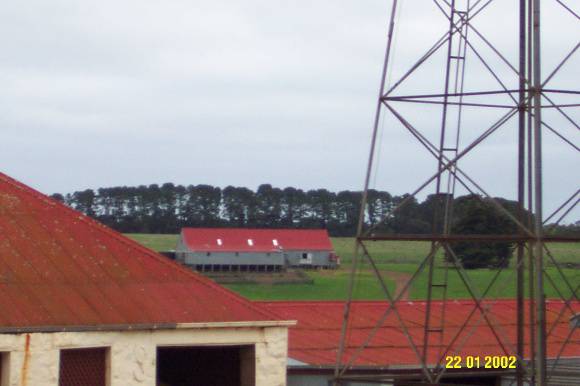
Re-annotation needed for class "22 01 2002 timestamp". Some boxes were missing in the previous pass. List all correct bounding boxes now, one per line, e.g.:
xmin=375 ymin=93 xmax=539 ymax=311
xmin=445 ymin=355 xmax=517 ymax=369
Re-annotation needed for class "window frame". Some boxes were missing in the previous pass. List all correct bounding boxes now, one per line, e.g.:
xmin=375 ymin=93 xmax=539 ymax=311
xmin=58 ymin=347 xmax=110 ymax=386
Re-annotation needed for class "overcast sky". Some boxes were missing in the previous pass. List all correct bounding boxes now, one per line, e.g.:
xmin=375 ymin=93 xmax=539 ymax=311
xmin=0 ymin=1 xmax=577 ymax=220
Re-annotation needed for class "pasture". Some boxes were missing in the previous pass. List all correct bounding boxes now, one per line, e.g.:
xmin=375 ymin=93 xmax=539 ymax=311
xmin=125 ymin=233 xmax=579 ymax=301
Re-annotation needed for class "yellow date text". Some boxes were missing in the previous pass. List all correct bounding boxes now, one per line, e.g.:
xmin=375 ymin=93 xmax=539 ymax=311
xmin=445 ymin=355 xmax=517 ymax=369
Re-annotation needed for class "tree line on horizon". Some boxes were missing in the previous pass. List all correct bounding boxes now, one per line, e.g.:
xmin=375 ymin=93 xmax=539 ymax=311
xmin=50 ymin=183 xmax=577 ymax=238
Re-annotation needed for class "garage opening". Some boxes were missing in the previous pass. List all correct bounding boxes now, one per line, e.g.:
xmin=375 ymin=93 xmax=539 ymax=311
xmin=0 ymin=352 xmax=8 ymax=386
xmin=59 ymin=347 xmax=108 ymax=386
xmin=157 ymin=345 xmax=255 ymax=386
xmin=394 ymin=376 xmax=500 ymax=386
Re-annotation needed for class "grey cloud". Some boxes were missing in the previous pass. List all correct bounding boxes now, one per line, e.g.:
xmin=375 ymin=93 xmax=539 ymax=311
xmin=0 ymin=0 xmax=577 ymax=221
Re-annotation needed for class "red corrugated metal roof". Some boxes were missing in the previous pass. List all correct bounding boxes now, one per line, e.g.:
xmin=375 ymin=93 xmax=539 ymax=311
xmin=260 ymin=300 xmax=580 ymax=367
xmin=0 ymin=172 xmax=279 ymax=330
xmin=181 ymin=227 xmax=334 ymax=252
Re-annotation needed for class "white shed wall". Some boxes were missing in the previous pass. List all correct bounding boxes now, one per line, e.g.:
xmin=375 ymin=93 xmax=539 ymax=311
xmin=0 ymin=326 xmax=288 ymax=386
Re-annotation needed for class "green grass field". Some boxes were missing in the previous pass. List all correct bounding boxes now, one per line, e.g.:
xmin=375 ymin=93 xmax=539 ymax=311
xmin=125 ymin=233 xmax=579 ymax=301
xmin=127 ymin=233 xmax=178 ymax=251
xmin=226 ymin=270 xmax=396 ymax=301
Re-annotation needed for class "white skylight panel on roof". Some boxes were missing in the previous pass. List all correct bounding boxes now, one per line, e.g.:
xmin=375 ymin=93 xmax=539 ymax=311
xmin=248 ymin=239 xmax=254 ymax=246
xmin=272 ymin=239 xmax=279 ymax=246
xmin=217 ymin=238 xmax=223 ymax=246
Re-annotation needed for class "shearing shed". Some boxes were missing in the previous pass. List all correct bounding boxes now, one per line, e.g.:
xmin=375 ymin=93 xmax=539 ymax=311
xmin=176 ymin=228 xmax=339 ymax=272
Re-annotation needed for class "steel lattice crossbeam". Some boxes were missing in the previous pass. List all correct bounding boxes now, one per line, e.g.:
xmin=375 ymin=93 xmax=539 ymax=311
xmin=334 ymin=1 xmax=579 ymax=386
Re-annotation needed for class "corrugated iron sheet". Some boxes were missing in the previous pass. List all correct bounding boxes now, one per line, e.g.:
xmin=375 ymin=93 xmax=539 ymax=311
xmin=0 ymin=172 xmax=277 ymax=330
xmin=181 ymin=227 xmax=334 ymax=252
xmin=260 ymin=300 xmax=580 ymax=367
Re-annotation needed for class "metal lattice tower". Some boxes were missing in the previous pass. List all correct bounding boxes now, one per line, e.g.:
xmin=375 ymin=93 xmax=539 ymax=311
xmin=334 ymin=1 xmax=579 ymax=385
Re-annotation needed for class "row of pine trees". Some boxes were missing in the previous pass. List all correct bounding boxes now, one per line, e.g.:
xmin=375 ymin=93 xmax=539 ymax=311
xmin=52 ymin=183 xmax=394 ymax=235
xmin=51 ymin=183 xmax=576 ymax=237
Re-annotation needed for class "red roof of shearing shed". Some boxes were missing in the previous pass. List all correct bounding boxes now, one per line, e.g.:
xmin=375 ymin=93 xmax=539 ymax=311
xmin=260 ymin=300 xmax=580 ymax=367
xmin=0 ymin=172 xmax=278 ymax=331
xmin=181 ymin=227 xmax=334 ymax=252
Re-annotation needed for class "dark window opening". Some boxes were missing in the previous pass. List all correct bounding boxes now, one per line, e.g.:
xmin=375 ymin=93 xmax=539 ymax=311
xmin=235 ymin=252 xmax=239 ymax=256
xmin=302 ymin=253 xmax=308 ymax=260
xmin=157 ymin=345 xmax=255 ymax=386
xmin=206 ymin=252 xmax=211 ymax=256
xmin=59 ymin=347 xmax=108 ymax=386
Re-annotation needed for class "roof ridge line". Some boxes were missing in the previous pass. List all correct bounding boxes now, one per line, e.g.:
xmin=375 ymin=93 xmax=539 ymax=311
xmin=182 ymin=227 xmax=329 ymax=231
xmin=258 ymin=299 xmax=563 ymax=305
xmin=0 ymin=172 xmax=278 ymax=321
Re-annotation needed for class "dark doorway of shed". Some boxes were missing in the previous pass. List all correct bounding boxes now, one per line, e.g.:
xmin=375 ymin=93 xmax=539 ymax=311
xmin=0 ymin=352 xmax=8 ymax=386
xmin=394 ymin=376 xmax=500 ymax=386
xmin=157 ymin=345 xmax=255 ymax=386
